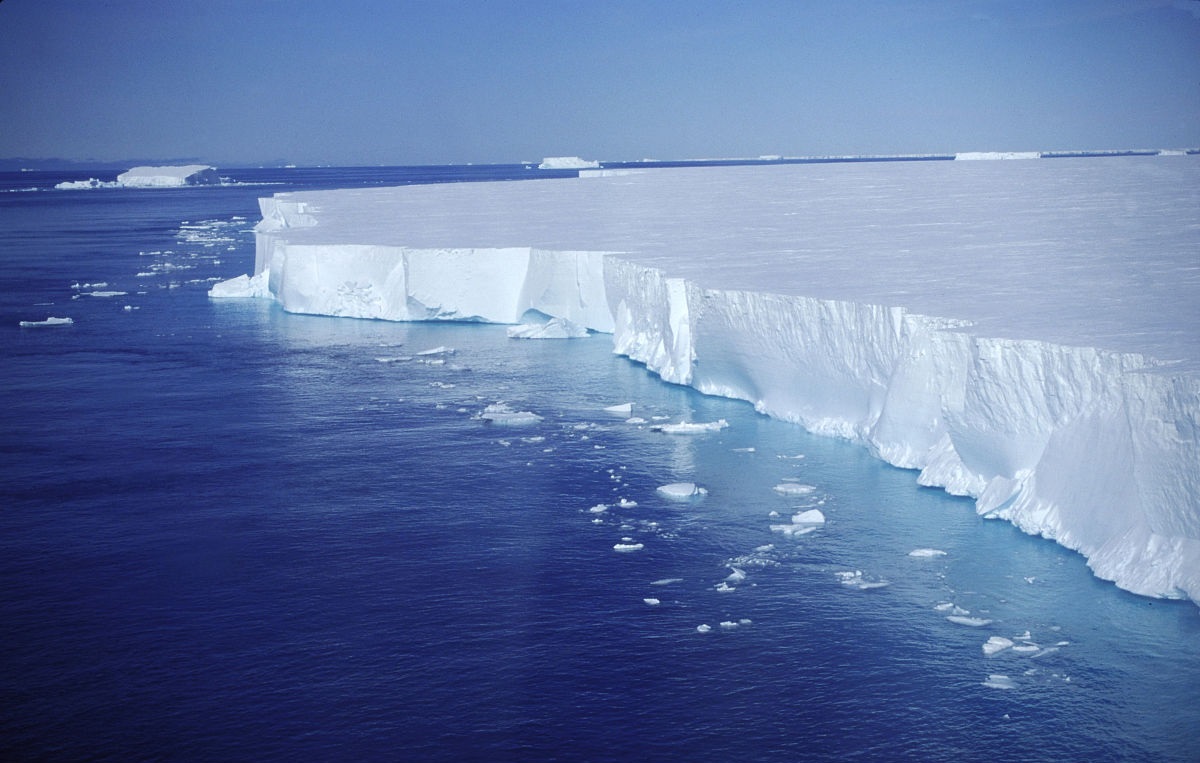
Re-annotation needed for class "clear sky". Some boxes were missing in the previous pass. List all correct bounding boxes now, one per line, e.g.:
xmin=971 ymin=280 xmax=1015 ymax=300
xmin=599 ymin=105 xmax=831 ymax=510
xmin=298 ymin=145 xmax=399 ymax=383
xmin=1 ymin=0 xmax=1197 ymax=166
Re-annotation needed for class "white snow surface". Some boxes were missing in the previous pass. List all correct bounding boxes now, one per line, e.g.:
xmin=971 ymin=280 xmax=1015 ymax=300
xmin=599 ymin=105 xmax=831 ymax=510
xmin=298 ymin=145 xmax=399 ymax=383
xmin=216 ymin=156 xmax=1200 ymax=603
xmin=116 ymin=165 xmax=220 ymax=187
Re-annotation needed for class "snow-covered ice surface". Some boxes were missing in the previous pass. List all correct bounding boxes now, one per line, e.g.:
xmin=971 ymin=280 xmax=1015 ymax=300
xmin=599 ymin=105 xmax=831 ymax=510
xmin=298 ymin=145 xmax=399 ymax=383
xmin=216 ymin=156 xmax=1200 ymax=603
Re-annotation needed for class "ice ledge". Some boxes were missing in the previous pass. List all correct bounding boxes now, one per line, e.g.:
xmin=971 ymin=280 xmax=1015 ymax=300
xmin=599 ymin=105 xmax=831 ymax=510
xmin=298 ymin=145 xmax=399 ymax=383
xmin=212 ymin=242 xmax=1200 ymax=604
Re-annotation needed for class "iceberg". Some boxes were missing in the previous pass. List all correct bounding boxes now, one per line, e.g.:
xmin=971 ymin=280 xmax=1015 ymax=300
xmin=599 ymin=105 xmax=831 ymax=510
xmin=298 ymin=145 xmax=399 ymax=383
xmin=213 ymin=156 xmax=1200 ymax=604
xmin=538 ymin=156 xmax=599 ymax=170
xmin=19 ymin=316 xmax=73 ymax=327
xmin=116 ymin=165 xmax=220 ymax=187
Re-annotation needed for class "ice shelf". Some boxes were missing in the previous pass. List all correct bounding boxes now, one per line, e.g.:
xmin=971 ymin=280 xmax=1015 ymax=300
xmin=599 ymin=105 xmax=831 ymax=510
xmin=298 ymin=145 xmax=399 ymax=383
xmin=214 ymin=156 xmax=1200 ymax=603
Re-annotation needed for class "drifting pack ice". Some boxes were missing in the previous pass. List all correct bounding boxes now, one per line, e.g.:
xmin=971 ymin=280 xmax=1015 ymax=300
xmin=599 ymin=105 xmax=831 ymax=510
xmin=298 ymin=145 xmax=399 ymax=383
xmin=213 ymin=155 xmax=1200 ymax=603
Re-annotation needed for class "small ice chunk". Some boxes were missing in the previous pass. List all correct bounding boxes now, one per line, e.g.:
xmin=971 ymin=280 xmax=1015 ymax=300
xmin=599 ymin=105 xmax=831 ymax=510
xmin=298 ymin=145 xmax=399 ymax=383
xmin=604 ymin=402 xmax=634 ymax=415
xmin=933 ymin=602 xmax=955 ymax=612
xmin=835 ymin=570 xmax=890 ymax=589
xmin=656 ymin=482 xmax=707 ymax=500
xmin=791 ymin=509 xmax=826 ymax=524
xmin=416 ymin=346 xmax=455 ymax=356
xmin=643 ymin=598 xmax=661 ymax=606
xmin=84 ymin=290 xmax=127 ymax=298
xmin=626 ymin=417 xmax=647 ymax=424
xmin=714 ymin=582 xmax=736 ymax=592
xmin=19 ymin=316 xmax=73 ymax=327
xmin=588 ymin=504 xmax=608 ymax=513
xmin=982 ymin=674 xmax=1016 ymax=690
xmin=653 ymin=419 xmax=729 ymax=435
xmin=1011 ymin=645 xmax=1040 ymax=655
xmin=770 ymin=523 xmax=817 ymax=537
xmin=947 ymin=616 xmax=994 ymax=627
xmin=719 ymin=621 xmax=740 ymax=630
xmin=613 ymin=542 xmax=644 ymax=553
xmin=696 ymin=624 xmax=712 ymax=633
xmin=506 ymin=317 xmax=588 ymax=339
xmin=983 ymin=636 xmax=1014 ymax=656
xmin=616 ymin=498 xmax=638 ymax=508
xmin=725 ymin=567 xmax=747 ymax=584
xmin=773 ymin=483 xmax=816 ymax=496
xmin=908 ymin=548 xmax=948 ymax=558
xmin=651 ymin=578 xmax=682 ymax=586
xmin=478 ymin=403 xmax=542 ymax=427
xmin=732 ymin=447 xmax=756 ymax=453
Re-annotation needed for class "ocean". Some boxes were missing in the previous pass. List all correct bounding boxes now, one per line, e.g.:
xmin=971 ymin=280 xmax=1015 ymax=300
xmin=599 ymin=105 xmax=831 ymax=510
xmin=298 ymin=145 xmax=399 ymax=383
xmin=1 ymin=166 xmax=1197 ymax=762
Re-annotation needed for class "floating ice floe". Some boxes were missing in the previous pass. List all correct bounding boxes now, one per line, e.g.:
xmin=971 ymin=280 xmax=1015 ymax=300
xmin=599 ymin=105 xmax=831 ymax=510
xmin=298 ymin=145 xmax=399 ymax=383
xmin=506 ymin=316 xmax=589 ymax=339
xmin=626 ymin=417 xmax=647 ymax=424
xmin=947 ymin=615 xmax=994 ymax=627
xmin=656 ymin=482 xmax=707 ymax=500
xmin=604 ymin=402 xmax=634 ymax=415
xmin=643 ymin=598 xmax=661 ymax=606
xmin=714 ymin=582 xmax=736 ymax=593
xmin=908 ymin=548 xmax=948 ymax=558
xmin=725 ymin=567 xmax=747 ymax=584
xmin=836 ymin=570 xmax=890 ymax=589
xmin=696 ymin=624 xmax=712 ymax=633
xmin=732 ymin=446 xmax=756 ymax=453
xmin=19 ymin=317 xmax=73 ymax=327
xmin=982 ymin=674 xmax=1017 ymax=690
xmin=772 ymin=482 xmax=817 ymax=496
xmin=416 ymin=345 xmax=455 ymax=356
xmin=616 ymin=498 xmax=638 ymax=508
xmin=588 ymin=504 xmax=608 ymax=514
xmin=651 ymin=578 xmax=683 ymax=586
xmin=651 ymin=419 xmax=729 ymax=435
xmin=477 ymin=403 xmax=543 ymax=426
xmin=983 ymin=636 xmax=1014 ymax=656
xmin=770 ymin=508 xmax=826 ymax=537
xmin=613 ymin=542 xmax=644 ymax=553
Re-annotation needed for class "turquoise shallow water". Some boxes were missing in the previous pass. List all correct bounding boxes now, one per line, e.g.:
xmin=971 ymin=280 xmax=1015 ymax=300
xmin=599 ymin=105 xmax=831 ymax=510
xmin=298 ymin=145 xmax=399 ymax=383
xmin=1 ymin=168 xmax=1197 ymax=762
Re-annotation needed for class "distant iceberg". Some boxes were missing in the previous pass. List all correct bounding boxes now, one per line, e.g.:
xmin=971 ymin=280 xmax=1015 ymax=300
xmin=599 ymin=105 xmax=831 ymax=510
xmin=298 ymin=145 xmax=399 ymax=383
xmin=212 ymin=155 xmax=1200 ymax=604
xmin=55 ymin=164 xmax=221 ymax=190
xmin=538 ymin=156 xmax=599 ymax=170
xmin=117 ymin=165 xmax=220 ymax=187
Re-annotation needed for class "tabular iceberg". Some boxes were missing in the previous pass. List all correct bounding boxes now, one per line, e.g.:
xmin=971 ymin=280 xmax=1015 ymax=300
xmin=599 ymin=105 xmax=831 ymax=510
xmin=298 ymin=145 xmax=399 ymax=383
xmin=212 ymin=156 xmax=1200 ymax=603
xmin=117 ymin=165 xmax=220 ymax=187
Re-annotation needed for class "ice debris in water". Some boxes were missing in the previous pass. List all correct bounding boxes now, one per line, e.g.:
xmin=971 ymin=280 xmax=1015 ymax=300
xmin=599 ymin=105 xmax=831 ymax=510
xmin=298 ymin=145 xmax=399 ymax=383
xmin=616 ymin=498 xmax=638 ymax=508
xmin=696 ymin=624 xmax=712 ymax=634
xmin=416 ymin=346 xmax=455 ymax=356
xmin=477 ymin=403 xmax=543 ymax=427
xmin=19 ymin=316 xmax=73 ymax=327
xmin=589 ymin=504 xmax=608 ymax=514
xmin=506 ymin=317 xmax=588 ymax=339
xmin=947 ymin=615 xmax=994 ymax=627
xmin=643 ymin=598 xmax=661 ymax=606
xmin=770 ymin=508 xmax=825 ymax=537
xmin=651 ymin=578 xmax=683 ymax=586
xmin=836 ymin=570 xmax=890 ymax=589
xmin=982 ymin=674 xmax=1016 ymax=690
xmin=656 ymin=482 xmax=707 ymax=500
xmin=983 ymin=636 xmax=1014 ymax=656
xmin=604 ymin=402 xmax=634 ymax=415
xmin=651 ymin=419 xmax=729 ymax=435
xmin=772 ymin=482 xmax=817 ymax=496
xmin=613 ymin=542 xmax=644 ymax=553
xmin=908 ymin=548 xmax=948 ymax=558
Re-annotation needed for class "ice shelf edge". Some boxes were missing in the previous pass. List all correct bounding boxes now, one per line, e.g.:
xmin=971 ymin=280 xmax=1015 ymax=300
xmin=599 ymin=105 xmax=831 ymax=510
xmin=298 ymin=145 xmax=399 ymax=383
xmin=215 ymin=218 xmax=1200 ymax=604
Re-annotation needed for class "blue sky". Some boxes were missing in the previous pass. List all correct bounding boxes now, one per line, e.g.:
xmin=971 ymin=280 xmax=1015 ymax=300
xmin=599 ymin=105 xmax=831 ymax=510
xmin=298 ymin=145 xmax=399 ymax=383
xmin=1 ymin=0 xmax=1197 ymax=166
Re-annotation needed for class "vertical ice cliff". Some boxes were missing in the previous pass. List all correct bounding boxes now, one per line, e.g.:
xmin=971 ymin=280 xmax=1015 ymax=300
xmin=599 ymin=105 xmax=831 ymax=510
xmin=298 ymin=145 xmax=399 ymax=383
xmin=214 ymin=158 xmax=1200 ymax=603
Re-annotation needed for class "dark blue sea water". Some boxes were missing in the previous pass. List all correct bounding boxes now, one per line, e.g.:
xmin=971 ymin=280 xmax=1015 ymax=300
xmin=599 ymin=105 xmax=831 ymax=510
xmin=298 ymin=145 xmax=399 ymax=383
xmin=2 ymin=168 xmax=1198 ymax=762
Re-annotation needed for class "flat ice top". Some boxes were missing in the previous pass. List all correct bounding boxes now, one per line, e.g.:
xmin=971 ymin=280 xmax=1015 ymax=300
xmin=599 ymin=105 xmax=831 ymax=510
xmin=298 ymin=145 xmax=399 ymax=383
xmin=270 ymin=156 xmax=1200 ymax=371
xmin=121 ymin=164 xmax=214 ymax=178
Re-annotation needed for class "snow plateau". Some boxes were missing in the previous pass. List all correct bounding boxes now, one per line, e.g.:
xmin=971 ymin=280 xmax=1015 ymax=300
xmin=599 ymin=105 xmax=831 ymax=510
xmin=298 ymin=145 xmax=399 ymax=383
xmin=214 ymin=157 xmax=1200 ymax=603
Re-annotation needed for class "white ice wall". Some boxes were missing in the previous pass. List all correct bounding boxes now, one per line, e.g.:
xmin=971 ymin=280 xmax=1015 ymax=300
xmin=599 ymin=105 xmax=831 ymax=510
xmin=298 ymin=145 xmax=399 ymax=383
xmin=215 ymin=160 xmax=1200 ymax=603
